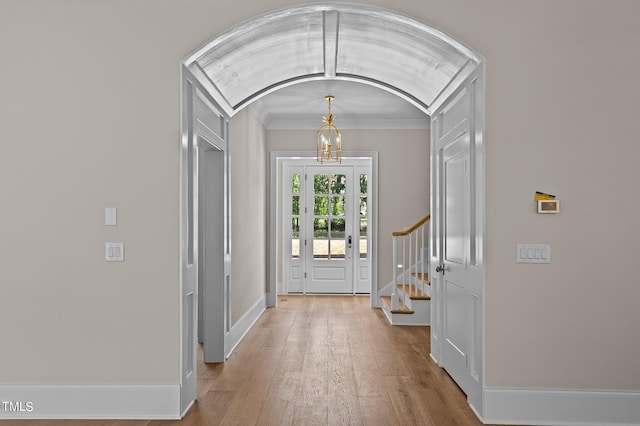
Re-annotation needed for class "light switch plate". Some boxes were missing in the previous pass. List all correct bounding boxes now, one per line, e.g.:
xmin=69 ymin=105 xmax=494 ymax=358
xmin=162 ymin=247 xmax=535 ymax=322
xmin=516 ymin=243 xmax=550 ymax=264
xmin=105 ymin=242 xmax=124 ymax=261
xmin=105 ymin=207 xmax=117 ymax=226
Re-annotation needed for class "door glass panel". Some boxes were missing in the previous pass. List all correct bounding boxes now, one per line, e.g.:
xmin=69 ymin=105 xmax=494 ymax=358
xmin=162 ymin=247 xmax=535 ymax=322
xmin=312 ymin=172 xmax=349 ymax=261
xmin=291 ymin=173 xmax=301 ymax=259
xmin=314 ymin=196 xmax=328 ymax=215
xmin=291 ymin=239 xmax=300 ymax=258
xmin=360 ymin=218 xmax=368 ymax=259
xmin=360 ymin=197 xmax=367 ymax=216
xmin=359 ymin=174 xmax=368 ymax=259
xmin=292 ymin=217 xmax=300 ymax=258
xmin=292 ymin=217 xmax=300 ymax=237
xmin=292 ymin=196 xmax=300 ymax=215
xmin=330 ymin=219 xmax=345 ymax=259
xmin=292 ymin=173 xmax=300 ymax=194
xmin=314 ymin=174 xmax=329 ymax=193
xmin=330 ymin=239 xmax=346 ymax=258
xmin=331 ymin=174 xmax=347 ymax=194
xmin=359 ymin=173 xmax=368 ymax=194
xmin=330 ymin=219 xmax=346 ymax=238
xmin=313 ymin=217 xmax=328 ymax=259
xmin=314 ymin=218 xmax=328 ymax=235
xmin=331 ymin=196 xmax=346 ymax=216
xmin=313 ymin=239 xmax=328 ymax=259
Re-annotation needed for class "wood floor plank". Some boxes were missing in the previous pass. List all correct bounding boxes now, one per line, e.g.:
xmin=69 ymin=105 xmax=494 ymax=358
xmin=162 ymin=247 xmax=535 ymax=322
xmin=255 ymin=343 xmax=305 ymax=425
xmin=327 ymin=344 xmax=362 ymax=425
xmin=359 ymin=396 xmax=401 ymax=426
xmin=262 ymin=309 xmax=296 ymax=348
xmin=218 ymin=346 xmax=282 ymax=425
xmin=292 ymin=325 xmax=329 ymax=424
xmin=383 ymin=375 xmax=436 ymax=426
xmin=351 ymin=350 xmax=387 ymax=398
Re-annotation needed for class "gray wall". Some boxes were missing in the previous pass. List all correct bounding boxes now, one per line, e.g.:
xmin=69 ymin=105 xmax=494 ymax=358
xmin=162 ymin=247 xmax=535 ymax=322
xmin=230 ymin=108 xmax=267 ymax=325
xmin=0 ymin=0 xmax=639 ymax=392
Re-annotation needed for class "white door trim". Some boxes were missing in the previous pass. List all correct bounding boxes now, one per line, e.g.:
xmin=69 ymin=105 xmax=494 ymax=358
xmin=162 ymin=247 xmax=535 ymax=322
xmin=180 ymin=65 xmax=232 ymax=412
xmin=282 ymin=160 xmax=372 ymax=295
xmin=269 ymin=152 xmax=379 ymax=307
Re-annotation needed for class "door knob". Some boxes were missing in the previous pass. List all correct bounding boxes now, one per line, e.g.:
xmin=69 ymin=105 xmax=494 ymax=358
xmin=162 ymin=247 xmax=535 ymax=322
xmin=347 ymin=235 xmax=352 ymax=249
xmin=435 ymin=264 xmax=445 ymax=275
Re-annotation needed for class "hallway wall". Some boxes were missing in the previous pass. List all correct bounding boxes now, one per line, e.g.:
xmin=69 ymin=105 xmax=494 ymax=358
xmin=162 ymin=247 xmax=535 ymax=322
xmin=229 ymin=108 xmax=267 ymax=325
xmin=1 ymin=0 xmax=639 ymax=401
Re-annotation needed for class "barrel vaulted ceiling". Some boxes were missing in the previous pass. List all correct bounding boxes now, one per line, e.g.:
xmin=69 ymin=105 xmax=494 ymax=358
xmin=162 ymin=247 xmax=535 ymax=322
xmin=183 ymin=4 xmax=481 ymax=128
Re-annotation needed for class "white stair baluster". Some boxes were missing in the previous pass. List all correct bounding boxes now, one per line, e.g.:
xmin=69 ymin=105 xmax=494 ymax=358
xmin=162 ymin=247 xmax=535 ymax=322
xmin=392 ymin=235 xmax=398 ymax=310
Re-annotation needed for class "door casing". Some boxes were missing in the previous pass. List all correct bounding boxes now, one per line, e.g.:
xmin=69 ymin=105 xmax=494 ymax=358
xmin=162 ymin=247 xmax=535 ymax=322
xmin=180 ymin=65 xmax=231 ymax=414
xmin=281 ymin=158 xmax=374 ymax=295
xmin=273 ymin=153 xmax=379 ymax=305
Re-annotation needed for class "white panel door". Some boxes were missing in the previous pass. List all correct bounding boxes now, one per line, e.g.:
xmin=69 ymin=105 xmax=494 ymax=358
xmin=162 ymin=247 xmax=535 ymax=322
xmin=431 ymin=73 xmax=484 ymax=412
xmin=305 ymin=166 xmax=355 ymax=293
xmin=441 ymin=132 xmax=471 ymax=394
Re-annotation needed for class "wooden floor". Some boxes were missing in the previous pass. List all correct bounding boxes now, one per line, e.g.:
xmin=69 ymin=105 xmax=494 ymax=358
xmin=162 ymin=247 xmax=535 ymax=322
xmin=12 ymin=295 xmax=501 ymax=426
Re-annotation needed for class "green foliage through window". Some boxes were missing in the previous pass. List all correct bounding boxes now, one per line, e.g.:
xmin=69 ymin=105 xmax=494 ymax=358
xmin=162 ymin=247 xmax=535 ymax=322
xmin=360 ymin=174 xmax=367 ymax=194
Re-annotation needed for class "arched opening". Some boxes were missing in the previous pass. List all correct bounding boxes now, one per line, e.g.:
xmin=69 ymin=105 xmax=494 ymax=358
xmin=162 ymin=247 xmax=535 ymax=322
xmin=183 ymin=3 xmax=481 ymax=116
xmin=180 ymin=2 xmax=485 ymax=418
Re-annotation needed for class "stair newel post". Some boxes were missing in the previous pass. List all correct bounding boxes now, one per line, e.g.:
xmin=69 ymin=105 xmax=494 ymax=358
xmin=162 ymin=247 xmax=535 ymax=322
xmin=420 ymin=223 xmax=427 ymax=292
xmin=407 ymin=232 xmax=412 ymax=298
xmin=414 ymin=226 xmax=419 ymax=293
xmin=392 ymin=234 xmax=399 ymax=310
xmin=402 ymin=231 xmax=407 ymax=304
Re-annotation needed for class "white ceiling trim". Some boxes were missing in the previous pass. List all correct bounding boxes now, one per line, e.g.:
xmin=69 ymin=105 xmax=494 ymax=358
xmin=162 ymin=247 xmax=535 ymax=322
xmin=252 ymin=110 xmax=430 ymax=130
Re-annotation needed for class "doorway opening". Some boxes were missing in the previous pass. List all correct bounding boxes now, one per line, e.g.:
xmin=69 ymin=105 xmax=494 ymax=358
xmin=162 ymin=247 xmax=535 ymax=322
xmin=279 ymin=157 xmax=376 ymax=297
xmin=180 ymin=2 xmax=485 ymax=418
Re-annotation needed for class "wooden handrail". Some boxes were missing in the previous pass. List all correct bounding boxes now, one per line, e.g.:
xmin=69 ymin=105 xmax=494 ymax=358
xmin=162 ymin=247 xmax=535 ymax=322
xmin=392 ymin=214 xmax=430 ymax=237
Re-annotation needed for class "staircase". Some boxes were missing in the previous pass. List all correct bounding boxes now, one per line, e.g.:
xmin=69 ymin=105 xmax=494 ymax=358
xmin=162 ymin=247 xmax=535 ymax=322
xmin=380 ymin=214 xmax=431 ymax=326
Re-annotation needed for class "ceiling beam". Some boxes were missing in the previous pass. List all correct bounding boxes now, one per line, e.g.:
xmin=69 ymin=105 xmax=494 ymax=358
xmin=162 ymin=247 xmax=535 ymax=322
xmin=323 ymin=10 xmax=339 ymax=78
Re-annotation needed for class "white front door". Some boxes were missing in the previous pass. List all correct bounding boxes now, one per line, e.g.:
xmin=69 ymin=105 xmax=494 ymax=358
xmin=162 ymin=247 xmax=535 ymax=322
xmin=284 ymin=160 xmax=371 ymax=295
xmin=305 ymin=166 xmax=354 ymax=293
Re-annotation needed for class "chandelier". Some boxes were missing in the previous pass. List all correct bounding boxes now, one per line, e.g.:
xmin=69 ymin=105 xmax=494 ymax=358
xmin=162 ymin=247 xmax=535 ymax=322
xmin=316 ymin=95 xmax=342 ymax=164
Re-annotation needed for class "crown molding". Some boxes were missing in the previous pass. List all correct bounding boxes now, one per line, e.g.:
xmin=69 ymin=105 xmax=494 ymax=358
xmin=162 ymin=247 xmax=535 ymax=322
xmin=249 ymin=109 xmax=430 ymax=130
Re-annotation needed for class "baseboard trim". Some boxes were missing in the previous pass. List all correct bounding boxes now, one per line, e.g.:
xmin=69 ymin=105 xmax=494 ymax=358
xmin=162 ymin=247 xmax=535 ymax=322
xmin=225 ymin=294 xmax=267 ymax=358
xmin=484 ymin=387 xmax=640 ymax=425
xmin=0 ymin=384 xmax=180 ymax=419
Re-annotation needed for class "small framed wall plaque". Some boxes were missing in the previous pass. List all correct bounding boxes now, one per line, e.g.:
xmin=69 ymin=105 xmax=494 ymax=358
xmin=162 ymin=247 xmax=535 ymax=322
xmin=537 ymin=199 xmax=560 ymax=213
